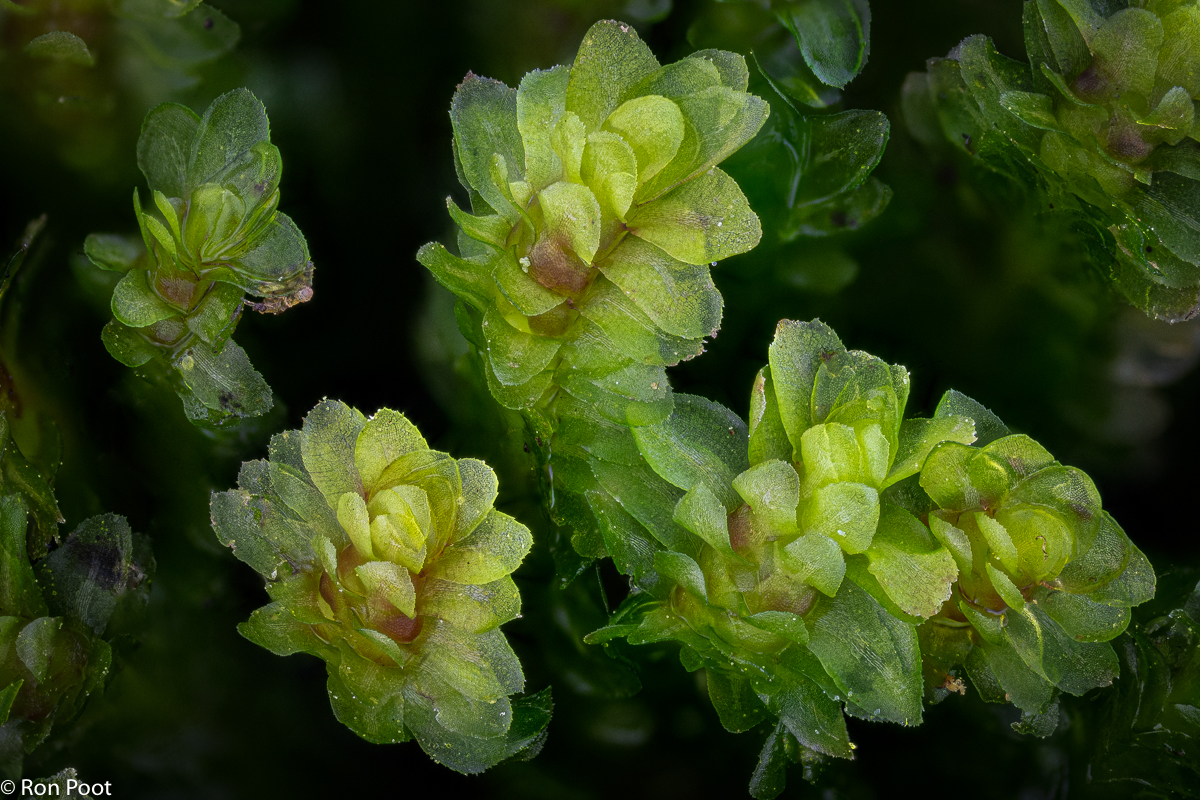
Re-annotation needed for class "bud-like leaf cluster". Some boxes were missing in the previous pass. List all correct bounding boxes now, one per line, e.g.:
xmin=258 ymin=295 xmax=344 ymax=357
xmin=85 ymin=88 xmax=312 ymax=427
xmin=419 ymin=19 xmax=767 ymax=423
xmin=210 ymin=400 xmax=549 ymax=774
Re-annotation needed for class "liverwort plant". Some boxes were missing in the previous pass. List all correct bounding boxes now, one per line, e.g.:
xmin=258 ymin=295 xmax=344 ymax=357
xmin=418 ymin=19 xmax=767 ymax=424
xmin=84 ymin=88 xmax=313 ymax=427
xmin=210 ymin=400 xmax=550 ymax=773
xmin=585 ymin=320 xmax=1154 ymax=798
xmin=904 ymin=0 xmax=1200 ymax=320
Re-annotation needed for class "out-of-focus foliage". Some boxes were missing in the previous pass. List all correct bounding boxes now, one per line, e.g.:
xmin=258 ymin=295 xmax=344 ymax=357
xmin=0 ymin=499 xmax=150 ymax=777
xmin=905 ymin=0 xmax=1200 ymax=321
xmin=210 ymin=400 xmax=549 ymax=773
xmin=0 ymin=0 xmax=239 ymax=182
xmin=84 ymin=89 xmax=312 ymax=428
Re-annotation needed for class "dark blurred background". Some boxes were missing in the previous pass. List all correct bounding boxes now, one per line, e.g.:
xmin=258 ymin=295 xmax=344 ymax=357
xmin=1 ymin=0 xmax=1196 ymax=796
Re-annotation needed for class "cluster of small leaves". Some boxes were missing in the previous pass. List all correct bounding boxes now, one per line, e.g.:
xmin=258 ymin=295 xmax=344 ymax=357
xmin=210 ymin=400 xmax=550 ymax=774
xmin=914 ymin=408 xmax=1155 ymax=735
xmin=904 ymin=0 xmax=1200 ymax=321
xmin=1 ymin=0 xmax=240 ymax=175
xmin=0 ymin=495 xmax=150 ymax=777
xmin=85 ymin=89 xmax=313 ymax=428
xmin=581 ymin=319 xmax=1153 ymax=797
xmin=419 ymin=19 xmax=767 ymax=425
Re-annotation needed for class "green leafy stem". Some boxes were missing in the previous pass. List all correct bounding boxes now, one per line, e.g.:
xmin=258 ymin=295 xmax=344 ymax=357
xmin=85 ymin=88 xmax=313 ymax=428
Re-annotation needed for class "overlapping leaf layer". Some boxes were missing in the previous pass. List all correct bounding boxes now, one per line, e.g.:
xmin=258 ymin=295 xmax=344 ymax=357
xmin=210 ymin=400 xmax=549 ymax=774
xmin=905 ymin=0 xmax=1200 ymax=320
xmin=85 ymin=89 xmax=313 ymax=427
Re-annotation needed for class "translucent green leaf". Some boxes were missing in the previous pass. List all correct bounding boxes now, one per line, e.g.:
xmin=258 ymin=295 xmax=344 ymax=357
xmin=186 ymin=281 xmax=243 ymax=345
xmin=1158 ymin=6 xmax=1200 ymax=96
xmin=300 ymin=399 xmax=367 ymax=503
xmin=0 ymin=494 xmax=46 ymax=618
xmin=748 ymin=367 xmax=792 ymax=466
xmin=517 ymin=66 xmax=570 ymax=191
xmin=628 ymin=167 xmax=761 ymax=265
xmin=863 ymin=505 xmax=957 ymax=620
xmin=357 ymin=561 xmax=417 ymax=618
xmin=238 ymin=602 xmax=320 ymax=656
xmin=799 ymin=481 xmax=879 ymax=555
xmin=451 ymin=460 xmax=496 ymax=542
xmin=627 ymin=55 xmax=723 ymax=101
xmin=745 ymin=610 xmax=810 ymax=645
xmin=1027 ymin=0 xmax=1090 ymax=78
xmin=36 ymin=514 xmax=136 ymax=635
xmin=566 ymin=20 xmax=660 ymax=131
xmin=807 ymin=579 xmax=923 ymax=725
xmin=800 ymin=422 xmax=889 ymax=489
xmin=778 ymin=0 xmax=870 ymax=90
xmin=85 ymin=234 xmax=144 ymax=273
xmin=1091 ymin=8 xmax=1163 ymax=99
xmin=481 ymin=306 xmax=561 ymax=387
xmin=707 ymin=668 xmax=769 ymax=734
xmin=588 ymin=487 xmax=659 ymax=579
xmin=598 ymin=235 xmax=723 ymax=340
xmin=761 ymin=654 xmax=853 ymax=757
xmin=733 ymin=459 xmax=800 ymax=534
xmin=885 ymin=415 xmax=976 ymax=488
xmin=934 ymin=389 xmax=1010 ymax=447
xmin=998 ymin=90 xmax=1062 ymax=131
xmin=633 ymin=393 xmax=749 ymax=510
xmin=452 ymin=75 xmax=525 ymax=222
xmin=137 ymin=102 xmax=201 ymax=197
xmin=111 ymin=269 xmax=178 ymax=328
xmin=427 ymin=510 xmax=532 ymax=585
xmin=1033 ymin=586 xmax=1130 ymax=642
xmin=673 ymin=482 xmax=735 ymax=558
xmin=768 ymin=319 xmax=845 ymax=457
xmin=16 ymin=617 xmax=62 ymax=682
xmin=536 ymin=181 xmax=602 ymax=263
xmin=0 ymin=679 xmax=22 ymax=727
xmin=326 ymin=646 xmax=408 ymax=744
xmin=418 ymin=576 xmax=521 ymax=635
xmin=416 ymin=242 xmax=493 ymax=312
xmin=794 ymin=110 xmax=889 ymax=209
xmin=654 ymin=550 xmax=707 ymax=600
xmin=602 ymin=95 xmax=684 ymax=187
xmin=781 ymin=530 xmax=846 ymax=596
xmin=101 ymin=320 xmax=157 ymax=368
xmin=24 ymin=31 xmax=94 ymax=66
xmin=187 ymin=88 xmax=271 ymax=189
xmin=172 ymin=339 xmax=272 ymax=425
xmin=231 ymin=211 xmax=309 ymax=282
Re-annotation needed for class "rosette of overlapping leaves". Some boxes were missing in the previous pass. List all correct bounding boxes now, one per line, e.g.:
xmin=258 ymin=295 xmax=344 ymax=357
xmin=904 ymin=0 xmax=1200 ymax=320
xmin=916 ymin=414 xmax=1156 ymax=733
xmin=1 ymin=498 xmax=149 ymax=775
xmin=84 ymin=88 xmax=313 ymax=427
xmin=209 ymin=400 xmax=550 ymax=773
xmin=588 ymin=320 xmax=980 ymax=796
xmin=418 ymin=19 xmax=767 ymax=422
